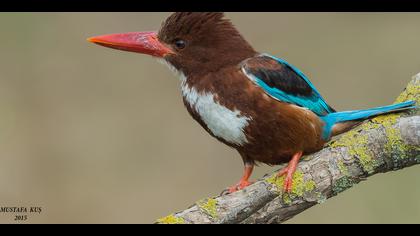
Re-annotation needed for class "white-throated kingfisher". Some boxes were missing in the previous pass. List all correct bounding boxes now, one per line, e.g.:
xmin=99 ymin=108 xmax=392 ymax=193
xmin=88 ymin=12 xmax=416 ymax=193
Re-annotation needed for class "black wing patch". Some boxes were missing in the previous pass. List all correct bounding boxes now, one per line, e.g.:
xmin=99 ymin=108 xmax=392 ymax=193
xmin=242 ymin=54 xmax=336 ymax=115
xmin=244 ymin=56 xmax=314 ymax=97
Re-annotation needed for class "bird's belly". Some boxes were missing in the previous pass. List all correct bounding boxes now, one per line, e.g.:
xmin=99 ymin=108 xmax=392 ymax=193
xmin=240 ymin=104 xmax=326 ymax=164
xmin=182 ymin=85 xmax=251 ymax=146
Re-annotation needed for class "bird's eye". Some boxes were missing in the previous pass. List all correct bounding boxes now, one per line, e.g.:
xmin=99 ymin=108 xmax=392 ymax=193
xmin=174 ymin=39 xmax=186 ymax=50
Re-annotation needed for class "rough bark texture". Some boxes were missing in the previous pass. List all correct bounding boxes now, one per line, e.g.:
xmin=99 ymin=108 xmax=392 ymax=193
xmin=156 ymin=74 xmax=420 ymax=224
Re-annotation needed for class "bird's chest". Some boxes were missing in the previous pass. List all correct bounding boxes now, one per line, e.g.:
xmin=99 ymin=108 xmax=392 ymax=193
xmin=181 ymin=83 xmax=251 ymax=146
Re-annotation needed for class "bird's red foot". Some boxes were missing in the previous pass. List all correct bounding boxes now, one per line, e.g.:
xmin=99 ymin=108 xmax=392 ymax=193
xmin=225 ymin=163 xmax=254 ymax=194
xmin=277 ymin=151 xmax=303 ymax=193
xmin=227 ymin=180 xmax=254 ymax=193
xmin=277 ymin=166 xmax=294 ymax=193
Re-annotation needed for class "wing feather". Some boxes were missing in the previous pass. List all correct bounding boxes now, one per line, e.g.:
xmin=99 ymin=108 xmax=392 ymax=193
xmin=241 ymin=54 xmax=335 ymax=116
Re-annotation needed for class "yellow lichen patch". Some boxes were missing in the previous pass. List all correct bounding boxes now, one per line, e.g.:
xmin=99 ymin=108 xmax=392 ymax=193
xmin=337 ymin=160 xmax=349 ymax=176
xmin=330 ymin=129 xmax=375 ymax=173
xmin=373 ymin=114 xmax=409 ymax=157
xmin=197 ymin=198 xmax=218 ymax=219
xmin=372 ymin=113 xmax=410 ymax=158
xmin=395 ymin=78 xmax=420 ymax=105
xmin=156 ymin=214 xmax=185 ymax=224
xmin=266 ymin=170 xmax=316 ymax=204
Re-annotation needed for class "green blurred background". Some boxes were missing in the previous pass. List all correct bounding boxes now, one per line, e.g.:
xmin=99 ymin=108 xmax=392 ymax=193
xmin=0 ymin=12 xmax=419 ymax=224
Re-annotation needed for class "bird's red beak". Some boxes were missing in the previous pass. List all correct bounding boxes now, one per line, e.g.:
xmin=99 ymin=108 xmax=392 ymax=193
xmin=87 ymin=31 xmax=173 ymax=58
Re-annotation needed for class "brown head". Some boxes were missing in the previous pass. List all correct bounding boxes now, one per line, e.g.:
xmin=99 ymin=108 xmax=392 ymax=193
xmin=88 ymin=12 xmax=257 ymax=76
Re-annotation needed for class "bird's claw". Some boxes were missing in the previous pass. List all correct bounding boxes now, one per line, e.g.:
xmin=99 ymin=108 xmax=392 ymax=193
xmin=222 ymin=180 xmax=254 ymax=195
xmin=283 ymin=175 xmax=294 ymax=193
xmin=277 ymin=166 xmax=294 ymax=193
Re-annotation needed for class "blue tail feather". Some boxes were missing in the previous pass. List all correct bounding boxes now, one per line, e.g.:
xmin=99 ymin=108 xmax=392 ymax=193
xmin=321 ymin=100 xmax=416 ymax=140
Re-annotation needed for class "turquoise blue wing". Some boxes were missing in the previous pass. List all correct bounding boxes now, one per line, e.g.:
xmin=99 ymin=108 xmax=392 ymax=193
xmin=241 ymin=54 xmax=335 ymax=116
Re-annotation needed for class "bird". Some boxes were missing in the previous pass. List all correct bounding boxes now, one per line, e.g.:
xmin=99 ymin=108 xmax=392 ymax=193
xmin=88 ymin=12 xmax=416 ymax=193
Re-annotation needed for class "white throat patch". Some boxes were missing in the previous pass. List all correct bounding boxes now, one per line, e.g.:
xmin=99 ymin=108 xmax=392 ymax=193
xmin=181 ymin=83 xmax=251 ymax=146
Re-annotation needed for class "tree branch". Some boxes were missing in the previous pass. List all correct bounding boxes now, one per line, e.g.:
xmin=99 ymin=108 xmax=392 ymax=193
xmin=156 ymin=74 xmax=420 ymax=224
